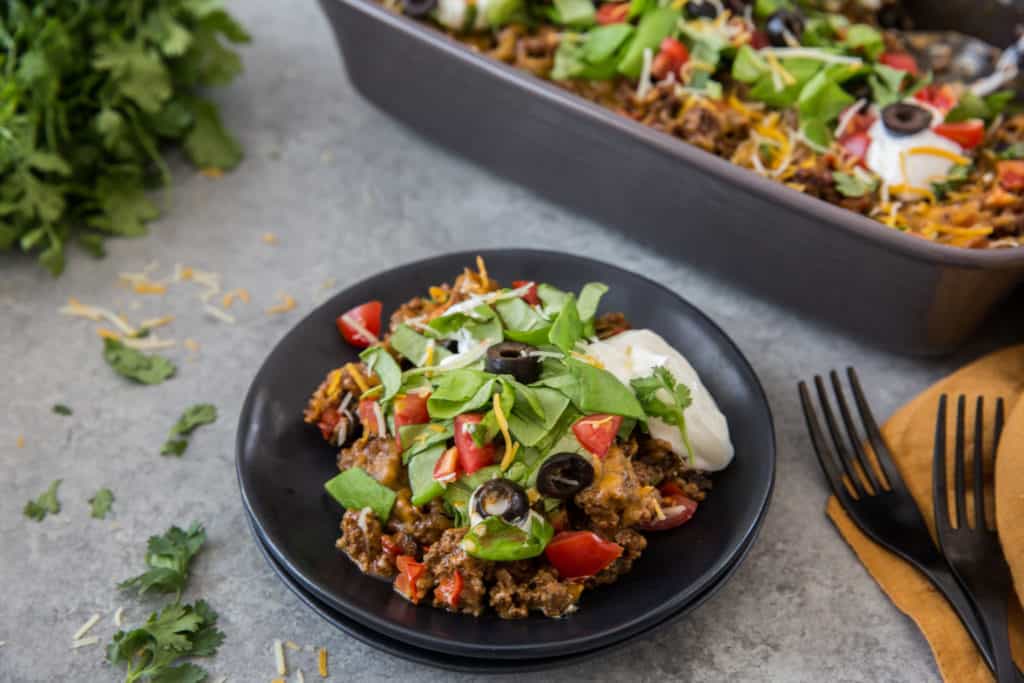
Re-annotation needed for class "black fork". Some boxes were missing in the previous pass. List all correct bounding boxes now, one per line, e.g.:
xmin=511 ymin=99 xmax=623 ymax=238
xmin=798 ymin=368 xmax=995 ymax=672
xmin=934 ymin=395 xmax=1018 ymax=683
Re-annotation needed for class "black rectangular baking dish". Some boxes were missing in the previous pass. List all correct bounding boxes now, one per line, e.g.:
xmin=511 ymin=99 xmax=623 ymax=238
xmin=317 ymin=0 xmax=1024 ymax=355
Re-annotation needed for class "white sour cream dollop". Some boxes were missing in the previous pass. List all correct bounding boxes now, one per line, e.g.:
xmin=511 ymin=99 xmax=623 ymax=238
xmin=584 ymin=329 xmax=734 ymax=472
xmin=865 ymin=118 xmax=964 ymax=190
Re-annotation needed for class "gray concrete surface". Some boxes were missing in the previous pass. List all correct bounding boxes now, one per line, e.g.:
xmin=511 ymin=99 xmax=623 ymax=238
xmin=1 ymin=1 xmax=1022 ymax=681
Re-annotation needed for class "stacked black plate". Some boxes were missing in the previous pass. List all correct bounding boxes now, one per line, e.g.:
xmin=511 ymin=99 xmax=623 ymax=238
xmin=237 ymin=250 xmax=775 ymax=671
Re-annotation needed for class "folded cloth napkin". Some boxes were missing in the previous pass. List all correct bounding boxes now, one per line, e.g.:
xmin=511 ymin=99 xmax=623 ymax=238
xmin=825 ymin=345 xmax=1024 ymax=683
xmin=997 ymin=399 xmax=1024 ymax=621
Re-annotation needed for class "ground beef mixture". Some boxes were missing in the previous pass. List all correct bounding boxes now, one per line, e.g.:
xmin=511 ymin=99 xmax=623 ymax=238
xmin=490 ymin=565 xmax=584 ymax=619
xmin=338 ymin=435 xmax=402 ymax=488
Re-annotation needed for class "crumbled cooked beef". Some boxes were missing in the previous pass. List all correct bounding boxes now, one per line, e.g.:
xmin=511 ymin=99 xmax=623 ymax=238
xmin=390 ymin=296 xmax=438 ymax=333
xmin=789 ymin=159 xmax=874 ymax=215
xmin=338 ymin=436 xmax=402 ymax=487
xmin=631 ymin=436 xmax=682 ymax=487
xmin=337 ymin=509 xmax=397 ymax=577
xmin=303 ymin=363 xmax=373 ymax=426
xmin=423 ymin=528 xmax=492 ymax=615
xmin=387 ymin=496 xmax=452 ymax=546
xmin=574 ymin=444 xmax=659 ymax=532
xmin=587 ymin=529 xmax=647 ymax=587
xmin=489 ymin=566 xmax=584 ymax=618
xmin=594 ymin=312 xmax=630 ymax=339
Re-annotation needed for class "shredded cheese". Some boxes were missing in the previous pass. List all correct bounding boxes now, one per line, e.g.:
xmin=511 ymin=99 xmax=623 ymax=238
xmin=96 ymin=327 xmax=122 ymax=340
xmin=759 ymin=47 xmax=862 ymax=65
xmin=266 ymin=294 xmax=297 ymax=315
xmin=421 ymin=340 xmax=436 ymax=367
xmin=200 ymin=167 xmax=224 ymax=178
xmin=284 ymin=641 xmax=300 ymax=651
xmin=274 ymin=639 xmax=287 ymax=676
xmin=222 ymin=289 xmax=251 ymax=308
xmin=131 ymin=281 xmax=167 ymax=295
xmin=114 ymin=607 xmax=125 ymax=627
xmin=905 ymin=146 xmax=971 ymax=166
xmin=344 ymin=363 xmax=370 ymax=394
xmin=140 ymin=315 xmax=174 ymax=330
xmin=372 ymin=402 xmax=387 ymax=436
xmin=318 ymin=648 xmax=328 ymax=677
xmin=475 ymin=255 xmax=490 ymax=290
xmin=204 ymin=304 xmax=237 ymax=324
xmin=889 ymin=183 xmax=937 ymax=203
xmin=637 ymin=47 xmax=654 ymax=99
xmin=184 ymin=338 xmax=200 ymax=353
xmin=493 ymin=393 xmax=519 ymax=471
xmin=652 ymin=497 xmax=666 ymax=521
xmin=834 ymin=99 xmax=866 ymax=138
xmin=122 ymin=336 xmax=176 ymax=351
xmin=296 ymin=669 xmax=305 ymax=683
xmin=73 ymin=614 xmax=101 ymax=641
xmin=60 ymin=298 xmax=137 ymax=335
xmin=71 ymin=636 xmax=100 ymax=649
xmin=16 ymin=435 xmax=25 ymax=448
xmin=339 ymin=312 xmax=378 ymax=345
xmin=262 ymin=232 xmax=279 ymax=244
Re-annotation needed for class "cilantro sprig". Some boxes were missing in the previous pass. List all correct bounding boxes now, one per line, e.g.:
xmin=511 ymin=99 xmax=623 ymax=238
xmin=162 ymin=404 xmax=218 ymax=456
xmin=119 ymin=523 xmax=207 ymax=599
xmin=0 ymin=1 xmax=250 ymax=276
xmin=24 ymin=479 xmax=62 ymax=521
xmin=90 ymin=488 xmax=115 ymax=519
xmin=104 ymin=339 xmax=177 ymax=385
xmin=631 ymin=366 xmax=695 ymax=464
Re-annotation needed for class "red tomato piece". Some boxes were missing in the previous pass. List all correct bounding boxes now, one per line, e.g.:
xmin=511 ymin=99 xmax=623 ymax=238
xmin=879 ymin=51 xmax=918 ymax=76
xmin=933 ymin=120 xmax=984 ymax=150
xmin=435 ymin=571 xmax=464 ymax=609
xmin=316 ymin=409 xmax=341 ymax=441
xmin=512 ymin=280 xmax=541 ymax=306
xmin=394 ymin=555 xmax=427 ymax=603
xmin=393 ymin=392 xmax=430 ymax=447
xmin=545 ymin=531 xmax=623 ymax=579
xmin=914 ymin=84 xmax=958 ymax=113
xmin=358 ymin=399 xmax=382 ymax=436
xmin=572 ymin=414 xmax=623 ymax=458
xmin=432 ymin=446 xmax=461 ymax=484
xmin=839 ymin=131 xmax=871 ymax=166
xmin=750 ymin=30 xmax=770 ymax=49
xmin=336 ymin=301 xmax=382 ymax=348
xmin=998 ymin=160 xmax=1024 ymax=191
xmin=381 ymin=535 xmax=400 ymax=556
xmin=454 ymin=413 xmax=497 ymax=474
xmin=650 ymin=37 xmax=689 ymax=81
xmin=639 ymin=482 xmax=699 ymax=531
xmin=595 ymin=2 xmax=629 ymax=24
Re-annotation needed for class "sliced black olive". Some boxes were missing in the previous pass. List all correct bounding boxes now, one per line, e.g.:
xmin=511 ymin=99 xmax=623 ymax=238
xmin=401 ymin=0 xmax=436 ymax=17
xmin=484 ymin=341 xmax=540 ymax=384
xmin=881 ymin=102 xmax=933 ymax=136
xmin=684 ymin=0 xmax=717 ymax=19
xmin=765 ymin=9 xmax=804 ymax=47
xmin=722 ymin=0 xmax=750 ymax=13
xmin=441 ymin=338 xmax=460 ymax=354
xmin=536 ymin=453 xmax=595 ymax=499
xmin=473 ymin=479 xmax=529 ymax=524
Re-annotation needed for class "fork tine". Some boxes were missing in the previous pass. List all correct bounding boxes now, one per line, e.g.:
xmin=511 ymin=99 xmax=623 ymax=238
xmin=973 ymin=397 xmax=985 ymax=531
xmin=954 ymin=395 xmax=967 ymax=529
xmin=846 ymin=368 xmax=904 ymax=492
xmin=933 ymin=395 xmax=952 ymax=534
xmin=829 ymin=370 xmax=883 ymax=494
xmin=813 ymin=375 xmax=866 ymax=497
xmin=994 ymin=397 xmax=1006 ymax=454
xmin=799 ymin=381 xmax=855 ymax=502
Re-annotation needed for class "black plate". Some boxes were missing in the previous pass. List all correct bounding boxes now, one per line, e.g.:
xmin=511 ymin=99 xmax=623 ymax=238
xmin=246 ymin=505 xmax=762 ymax=672
xmin=237 ymin=249 xmax=775 ymax=659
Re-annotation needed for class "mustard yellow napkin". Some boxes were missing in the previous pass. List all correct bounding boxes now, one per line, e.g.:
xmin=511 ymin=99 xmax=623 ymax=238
xmin=997 ymin=399 xmax=1024 ymax=614
xmin=825 ymin=345 xmax=1024 ymax=683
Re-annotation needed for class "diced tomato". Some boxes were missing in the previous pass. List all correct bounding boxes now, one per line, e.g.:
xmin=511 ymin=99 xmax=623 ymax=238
xmin=394 ymin=555 xmax=427 ymax=603
xmin=997 ymin=160 xmax=1024 ymax=191
xmin=639 ymin=482 xmax=699 ymax=531
xmin=838 ymin=105 xmax=875 ymax=138
xmin=317 ymin=409 xmax=342 ymax=441
xmin=358 ymin=399 xmax=382 ymax=436
xmin=393 ymin=392 xmax=430 ymax=447
xmin=572 ymin=414 xmax=623 ymax=458
xmin=381 ymin=535 xmax=401 ymax=556
xmin=650 ymin=37 xmax=689 ymax=81
xmin=512 ymin=280 xmax=540 ymax=306
xmin=435 ymin=571 xmax=464 ymax=609
xmin=336 ymin=301 xmax=382 ymax=348
xmin=934 ymin=120 xmax=984 ymax=150
xmin=432 ymin=446 xmax=461 ymax=484
xmin=750 ymin=30 xmax=770 ymax=49
xmin=914 ymin=84 xmax=958 ymax=114
xmin=595 ymin=2 xmax=629 ymax=24
xmin=879 ymin=51 xmax=918 ymax=76
xmin=454 ymin=413 xmax=496 ymax=474
xmin=839 ymin=131 xmax=871 ymax=167
xmin=545 ymin=531 xmax=623 ymax=579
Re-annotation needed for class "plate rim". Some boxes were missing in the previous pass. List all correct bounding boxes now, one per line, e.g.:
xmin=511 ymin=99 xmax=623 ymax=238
xmin=236 ymin=247 xmax=776 ymax=658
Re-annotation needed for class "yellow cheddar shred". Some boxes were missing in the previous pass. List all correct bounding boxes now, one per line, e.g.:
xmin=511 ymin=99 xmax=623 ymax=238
xmin=318 ymin=648 xmax=328 ymax=677
xmin=345 ymin=363 xmax=370 ymax=394
xmin=476 ymin=255 xmax=489 ymax=290
xmin=906 ymin=146 xmax=971 ymax=166
xmin=493 ymin=393 xmax=518 ymax=471
xmin=96 ymin=327 xmax=122 ymax=340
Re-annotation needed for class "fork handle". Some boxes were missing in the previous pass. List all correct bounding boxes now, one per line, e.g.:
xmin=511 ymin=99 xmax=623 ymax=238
xmin=920 ymin=567 xmax=996 ymax=672
xmin=974 ymin=593 xmax=1019 ymax=683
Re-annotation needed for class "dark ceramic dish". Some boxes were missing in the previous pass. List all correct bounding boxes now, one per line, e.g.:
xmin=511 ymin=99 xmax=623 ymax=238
xmin=236 ymin=249 xmax=775 ymax=660
xmin=316 ymin=0 xmax=1024 ymax=356
xmin=245 ymin=506 xmax=762 ymax=671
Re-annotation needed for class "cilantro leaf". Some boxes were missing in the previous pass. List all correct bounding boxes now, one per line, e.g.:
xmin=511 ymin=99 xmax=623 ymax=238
xmin=161 ymin=404 xmax=217 ymax=456
xmin=183 ymin=97 xmax=243 ymax=171
xmin=52 ymin=403 xmax=73 ymax=416
xmin=931 ymin=164 xmax=973 ymax=201
xmin=24 ymin=479 xmax=62 ymax=521
xmin=946 ymin=90 xmax=1014 ymax=124
xmin=119 ymin=523 xmax=206 ymax=598
xmin=90 ymin=488 xmax=115 ymax=519
xmin=104 ymin=338 xmax=176 ymax=385
xmin=107 ymin=600 xmax=224 ymax=683
xmin=833 ymin=171 xmax=879 ymax=198
xmin=999 ymin=143 xmax=1024 ymax=160
xmin=630 ymin=367 xmax=695 ymax=464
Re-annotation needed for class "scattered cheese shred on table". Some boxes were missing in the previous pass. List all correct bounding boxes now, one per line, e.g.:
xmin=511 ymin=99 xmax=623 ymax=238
xmin=274 ymin=639 xmax=287 ymax=675
xmin=318 ymin=648 xmax=328 ymax=677
xmin=122 ymin=336 xmax=176 ymax=351
xmin=60 ymin=298 xmax=137 ymax=335
xmin=184 ymin=339 xmax=201 ymax=353
xmin=113 ymin=607 xmax=125 ymax=626
xmin=201 ymin=167 xmax=224 ymax=179
xmin=284 ymin=641 xmax=300 ymax=651
xmin=266 ymin=294 xmax=297 ymax=315
xmin=222 ymin=289 xmax=251 ymax=308
xmin=204 ymin=304 xmax=236 ymax=325
xmin=262 ymin=232 xmax=279 ymax=245
xmin=96 ymin=327 xmax=121 ymax=340
xmin=140 ymin=315 xmax=174 ymax=330
xmin=72 ymin=614 xmax=101 ymax=641
xmin=16 ymin=436 xmax=25 ymax=449
xmin=296 ymin=669 xmax=306 ymax=683
xmin=71 ymin=636 xmax=99 ymax=649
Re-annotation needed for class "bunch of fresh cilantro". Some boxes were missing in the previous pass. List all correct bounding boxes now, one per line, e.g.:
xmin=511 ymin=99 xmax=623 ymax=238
xmin=0 ymin=1 xmax=250 ymax=276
